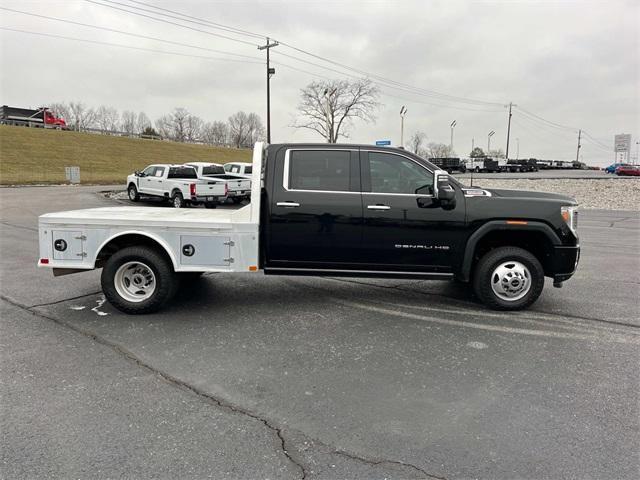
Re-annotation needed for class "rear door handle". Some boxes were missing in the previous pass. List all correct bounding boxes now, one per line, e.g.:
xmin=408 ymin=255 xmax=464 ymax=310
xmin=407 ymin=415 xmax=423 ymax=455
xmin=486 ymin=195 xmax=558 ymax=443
xmin=367 ymin=205 xmax=391 ymax=210
xmin=277 ymin=201 xmax=300 ymax=208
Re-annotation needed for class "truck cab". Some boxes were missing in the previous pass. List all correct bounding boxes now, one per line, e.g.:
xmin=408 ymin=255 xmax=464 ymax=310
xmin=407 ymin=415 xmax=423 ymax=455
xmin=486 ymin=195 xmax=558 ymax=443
xmin=38 ymin=143 xmax=580 ymax=314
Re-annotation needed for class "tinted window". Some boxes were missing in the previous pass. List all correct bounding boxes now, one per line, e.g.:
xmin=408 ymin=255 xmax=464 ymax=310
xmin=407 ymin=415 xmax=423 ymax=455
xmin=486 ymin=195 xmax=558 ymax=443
xmin=244 ymin=166 xmax=252 ymax=174
xmin=168 ymin=167 xmax=197 ymax=179
xmin=202 ymin=165 xmax=225 ymax=175
xmin=289 ymin=150 xmax=350 ymax=191
xmin=368 ymin=152 xmax=432 ymax=194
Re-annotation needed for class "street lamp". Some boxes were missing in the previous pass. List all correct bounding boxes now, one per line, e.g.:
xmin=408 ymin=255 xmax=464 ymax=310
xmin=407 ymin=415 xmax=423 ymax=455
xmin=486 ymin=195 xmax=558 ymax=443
xmin=450 ymin=120 xmax=457 ymax=152
xmin=400 ymin=106 xmax=407 ymax=147
xmin=487 ymin=130 xmax=495 ymax=154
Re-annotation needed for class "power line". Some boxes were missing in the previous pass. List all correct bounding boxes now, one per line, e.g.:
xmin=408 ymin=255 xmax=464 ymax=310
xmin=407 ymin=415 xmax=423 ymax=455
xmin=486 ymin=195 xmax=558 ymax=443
xmin=0 ymin=7 xmax=263 ymax=61
xmin=84 ymin=0 xmax=259 ymax=47
xmin=123 ymin=0 xmax=266 ymax=39
xmin=88 ymin=0 xmax=506 ymax=109
xmin=0 ymin=27 xmax=264 ymax=64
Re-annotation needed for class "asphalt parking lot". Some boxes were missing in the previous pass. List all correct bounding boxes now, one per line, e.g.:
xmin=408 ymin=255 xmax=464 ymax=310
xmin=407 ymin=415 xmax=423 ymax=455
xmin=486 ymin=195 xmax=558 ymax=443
xmin=1 ymin=186 xmax=639 ymax=479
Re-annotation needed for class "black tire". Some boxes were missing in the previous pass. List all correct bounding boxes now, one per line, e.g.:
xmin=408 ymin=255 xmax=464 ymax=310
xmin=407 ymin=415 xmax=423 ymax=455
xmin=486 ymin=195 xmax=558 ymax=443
xmin=474 ymin=166 xmax=480 ymax=173
xmin=204 ymin=202 xmax=217 ymax=209
xmin=172 ymin=191 xmax=185 ymax=208
xmin=472 ymin=246 xmax=544 ymax=311
xmin=101 ymin=246 xmax=179 ymax=314
xmin=128 ymin=184 xmax=140 ymax=202
xmin=231 ymin=197 xmax=243 ymax=204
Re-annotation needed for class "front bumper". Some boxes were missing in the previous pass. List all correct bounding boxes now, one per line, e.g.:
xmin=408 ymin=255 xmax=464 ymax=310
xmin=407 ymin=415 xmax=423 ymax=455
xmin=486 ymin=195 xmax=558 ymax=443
xmin=550 ymin=244 xmax=580 ymax=282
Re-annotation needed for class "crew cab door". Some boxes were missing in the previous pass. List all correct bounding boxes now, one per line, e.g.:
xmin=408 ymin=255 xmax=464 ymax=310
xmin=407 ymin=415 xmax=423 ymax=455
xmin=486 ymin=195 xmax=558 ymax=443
xmin=267 ymin=148 xmax=362 ymax=268
xmin=137 ymin=166 xmax=157 ymax=194
xmin=147 ymin=166 xmax=166 ymax=195
xmin=360 ymin=150 xmax=465 ymax=272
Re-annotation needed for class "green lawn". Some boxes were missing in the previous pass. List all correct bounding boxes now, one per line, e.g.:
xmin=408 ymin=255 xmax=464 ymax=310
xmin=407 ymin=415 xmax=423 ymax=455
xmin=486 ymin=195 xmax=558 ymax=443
xmin=0 ymin=125 xmax=251 ymax=185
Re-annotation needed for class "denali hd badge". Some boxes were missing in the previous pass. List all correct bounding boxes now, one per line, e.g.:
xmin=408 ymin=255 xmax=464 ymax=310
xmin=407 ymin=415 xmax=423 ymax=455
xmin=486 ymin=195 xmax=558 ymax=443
xmin=394 ymin=244 xmax=450 ymax=250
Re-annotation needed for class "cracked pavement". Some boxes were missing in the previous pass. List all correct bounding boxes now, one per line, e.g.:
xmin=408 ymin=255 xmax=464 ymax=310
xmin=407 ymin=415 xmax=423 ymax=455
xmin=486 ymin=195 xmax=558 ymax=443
xmin=1 ymin=186 xmax=639 ymax=479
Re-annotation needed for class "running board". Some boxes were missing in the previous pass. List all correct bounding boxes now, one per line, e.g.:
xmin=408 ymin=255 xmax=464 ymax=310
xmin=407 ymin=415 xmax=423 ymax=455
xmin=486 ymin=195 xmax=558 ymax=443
xmin=264 ymin=267 xmax=454 ymax=280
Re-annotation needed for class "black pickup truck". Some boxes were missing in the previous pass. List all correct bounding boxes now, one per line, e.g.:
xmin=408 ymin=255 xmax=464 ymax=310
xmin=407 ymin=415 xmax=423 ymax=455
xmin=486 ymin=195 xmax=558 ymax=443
xmin=38 ymin=143 xmax=580 ymax=313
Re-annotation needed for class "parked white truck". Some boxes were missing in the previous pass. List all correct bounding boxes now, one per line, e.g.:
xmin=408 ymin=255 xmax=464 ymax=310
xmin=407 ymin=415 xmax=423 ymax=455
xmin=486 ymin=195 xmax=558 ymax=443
xmin=127 ymin=164 xmax=227 ymax=208
xmin=185 ymin=162 xmax=251 ymax=204
xmin=224 ymin=162 xmax=253 ymax=179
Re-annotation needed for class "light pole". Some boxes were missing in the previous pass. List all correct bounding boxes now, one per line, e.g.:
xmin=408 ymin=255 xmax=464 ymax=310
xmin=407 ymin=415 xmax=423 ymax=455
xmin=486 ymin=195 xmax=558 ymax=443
xmin=400 ymin=106 xmax=407 ymax=147
xmin=488 ymin=130 xmax=495 ymax=154
xmin=450 ymin=120 xmax=457 ymax=152
xmin=516 ymin=138 xmax=520 ymax=159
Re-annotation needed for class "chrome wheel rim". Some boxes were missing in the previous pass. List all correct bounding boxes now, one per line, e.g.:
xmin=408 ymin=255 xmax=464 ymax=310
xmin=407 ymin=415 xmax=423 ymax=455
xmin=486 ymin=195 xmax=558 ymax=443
xmin=490 ymin=261 xmax=531 ymax=301
xmin=173 ymin=196 xmax=182 ymax=208
xmin=128 ymin=187 xmax=137 ymax=200
xmin=114 ymin=261 xmax=156 ymax=303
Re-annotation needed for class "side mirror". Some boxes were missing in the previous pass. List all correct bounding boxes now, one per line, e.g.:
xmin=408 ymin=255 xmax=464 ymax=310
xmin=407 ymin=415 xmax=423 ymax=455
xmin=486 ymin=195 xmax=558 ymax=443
xmin=433 ymin=170 xmax=456 ymax=207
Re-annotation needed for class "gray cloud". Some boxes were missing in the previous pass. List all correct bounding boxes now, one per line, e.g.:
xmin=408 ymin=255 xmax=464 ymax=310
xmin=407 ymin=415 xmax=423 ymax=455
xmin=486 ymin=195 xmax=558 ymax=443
xmin=1 ymin=0 xmax=637 ymax=165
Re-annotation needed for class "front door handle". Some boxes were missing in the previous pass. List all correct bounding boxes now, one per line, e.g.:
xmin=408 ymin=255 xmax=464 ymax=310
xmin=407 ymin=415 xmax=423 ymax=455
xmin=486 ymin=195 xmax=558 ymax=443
xmin=367 ymin=204 xmax=391 ymax=210
xmin=276 ymin=201 xmax=300 ymax=208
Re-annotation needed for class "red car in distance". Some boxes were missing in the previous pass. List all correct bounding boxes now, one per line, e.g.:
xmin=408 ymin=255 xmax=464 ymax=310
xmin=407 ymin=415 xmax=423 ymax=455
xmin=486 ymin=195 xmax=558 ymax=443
xmin=615 ymin=165 xmax=640 ymax=176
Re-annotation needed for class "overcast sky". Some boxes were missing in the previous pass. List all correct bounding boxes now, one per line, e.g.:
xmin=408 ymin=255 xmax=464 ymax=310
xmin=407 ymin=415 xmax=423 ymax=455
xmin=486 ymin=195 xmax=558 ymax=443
xmin=1 ymin=0 xmax=638 ymax=165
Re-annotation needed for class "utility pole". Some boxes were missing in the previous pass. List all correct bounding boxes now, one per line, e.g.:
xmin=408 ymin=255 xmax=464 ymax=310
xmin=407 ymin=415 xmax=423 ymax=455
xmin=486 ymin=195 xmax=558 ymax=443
xmin=575 ymin=129 xmax=582 ymax=163
xmin=450 ymin=120 xmax=457 ymax=152
xmin=488 ymin=130 xmax=495 ymax=153
xmin=516 ymin=138 xmax=520 ymax=159
xmin=505 ymin=102 xmax=516 ymax=159
xmin=258 ymin=37 xmax=278 ymax=143
xmin=399 ymin=106 xmax=407 ymax=147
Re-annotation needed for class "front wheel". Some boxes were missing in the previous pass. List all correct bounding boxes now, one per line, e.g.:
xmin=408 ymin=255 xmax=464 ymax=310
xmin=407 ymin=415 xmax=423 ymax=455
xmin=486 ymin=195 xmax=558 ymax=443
xmin=128 ymin=184 xmax=140 ymax=202
xmin=102 ymin=246 xmax=178 ymax=314
xmin=472 ymin=247 xmax=544 ymax=310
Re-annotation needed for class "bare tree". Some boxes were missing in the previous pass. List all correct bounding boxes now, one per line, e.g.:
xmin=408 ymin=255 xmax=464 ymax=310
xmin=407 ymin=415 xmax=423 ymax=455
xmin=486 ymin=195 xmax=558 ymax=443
xmin=121 ymin=110 xmax=136 ymax=135
xmin=185 ymin=114 xmax=204 ymax=142
xmin=155 ymin=115 xmax=172 ymax=140
xmin=228 ymin=111 xmax=265 ymax=148
xmin=68 ymin=101 xmax=97 ymax=131
xmin=135 ymin=111 xmax=151 ymax=134
xmin=486 ymin=148 xmax=505 ymax=159
xmin=202 ymin=121 xmax=228 ymax=145
xmin=424 ymin=142 xmax=455 ymax=158
xmin=96 ymin=105 xmax=120 ymax=132
xmin=409 ymin=131 xmax=427 ymax=155
xmin=292 ymin=78 xmax=380 ymax=143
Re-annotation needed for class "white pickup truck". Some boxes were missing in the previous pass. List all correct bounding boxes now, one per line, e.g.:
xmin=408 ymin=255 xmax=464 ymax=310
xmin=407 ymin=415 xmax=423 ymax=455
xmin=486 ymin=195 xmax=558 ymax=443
xmin=224 ymin=162 xmax=253 ymax=179
xmin=185 ymin=162 xmax=252 ymax=204
xmin=127 ymin=164 xmax=227 ymax=208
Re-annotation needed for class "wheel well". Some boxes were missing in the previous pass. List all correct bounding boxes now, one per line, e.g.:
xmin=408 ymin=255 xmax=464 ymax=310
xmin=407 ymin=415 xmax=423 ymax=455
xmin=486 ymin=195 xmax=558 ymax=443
xmin=128 ymin=182 xmax=136 ymax=189
xmin=96 ymin=234 xmax=174 ymax=269
xmin=171 ymin=188 xmax=182 ymax=197
xmin=470 ymin=230 xmax=554 ymax=277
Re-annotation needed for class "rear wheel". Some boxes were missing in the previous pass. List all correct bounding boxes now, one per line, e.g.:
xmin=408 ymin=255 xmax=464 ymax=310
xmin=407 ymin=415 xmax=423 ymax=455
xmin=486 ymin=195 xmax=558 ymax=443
xmin=128 ymin=184 xmax=140 ymax=202
xmin=101 ymin=246 xmax=178 ymax=314
xmin=473 ymin=246 xmax=544 ymax=310
xmin=172 ymin=192 xmax=185 ymax=208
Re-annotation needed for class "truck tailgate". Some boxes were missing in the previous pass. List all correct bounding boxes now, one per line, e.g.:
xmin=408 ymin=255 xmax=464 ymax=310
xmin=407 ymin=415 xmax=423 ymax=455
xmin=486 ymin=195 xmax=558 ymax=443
xmin=224 ymin=178 xmax=251 ymax=193
xmin=196 ymin=182 xmax=225 ymax=197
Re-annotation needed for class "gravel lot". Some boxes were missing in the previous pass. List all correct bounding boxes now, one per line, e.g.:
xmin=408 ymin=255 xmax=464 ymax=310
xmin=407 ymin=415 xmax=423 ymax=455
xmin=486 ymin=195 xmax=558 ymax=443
xmin=466 ymin=178 xmax=640 ymax=210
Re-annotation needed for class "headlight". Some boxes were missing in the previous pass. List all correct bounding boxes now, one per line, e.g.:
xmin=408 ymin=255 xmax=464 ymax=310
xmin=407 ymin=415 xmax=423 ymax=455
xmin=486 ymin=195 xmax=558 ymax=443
xmin=561 ymin=206 xmax=578 ymax=236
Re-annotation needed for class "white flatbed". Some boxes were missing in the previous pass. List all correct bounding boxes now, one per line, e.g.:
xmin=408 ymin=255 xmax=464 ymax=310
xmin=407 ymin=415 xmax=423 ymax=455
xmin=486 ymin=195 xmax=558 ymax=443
xmin=38 ymin=144 xmax=264 ymax=274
